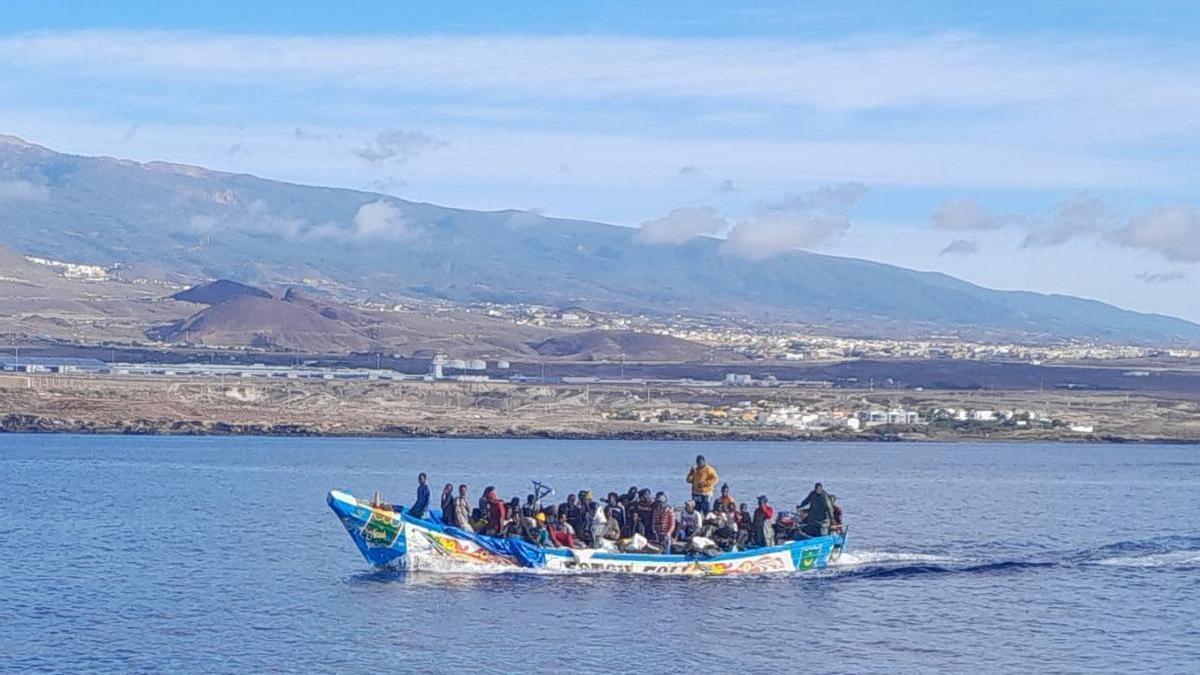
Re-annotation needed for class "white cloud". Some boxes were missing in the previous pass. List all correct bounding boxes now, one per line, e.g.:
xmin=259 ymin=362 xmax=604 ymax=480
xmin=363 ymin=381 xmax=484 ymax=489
xmin=929 ymin=195 xmax=1200 ymax=264
xmin=347 ymin=200 xmax=417 ymax=241
xmin=636 ymin=183 xmax=867 ymax=257
xmin=1021 ymin=194 xmax=1114 ymax=248
xmin=1113 ymin=205 xmax=1200 ymax=263
xmin=932 ymin=197 xmax=1022 ymax=231
xmin=721 ymin=183 xmax=867 ymax=259
xmin=723 ymin=213 xmax=850 ymax=260
xmin=0 ymin=179 xmax=49 ymax=201
xmin=196 ymin=199 xmax=307 ymax=238
xmin=636 ymin=206 xmax=726 ymax=244
xmin=929 ymin=194 xmax=1115 ymax=249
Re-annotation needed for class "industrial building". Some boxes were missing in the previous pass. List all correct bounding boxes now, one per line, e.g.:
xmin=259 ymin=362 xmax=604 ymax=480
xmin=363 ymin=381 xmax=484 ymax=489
xmin=0 ymin=356 xmax=108 ymax=373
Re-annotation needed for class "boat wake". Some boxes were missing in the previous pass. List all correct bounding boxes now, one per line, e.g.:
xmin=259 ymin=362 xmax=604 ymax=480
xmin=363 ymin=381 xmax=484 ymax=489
xmin=833 ymin=550 xmax=958 ymax=567
xmin=1081 ymin=535 xmax=1200 ymax=568
xmin=1092 ymin=550 xmax=1200 ymax=568
xmin=824 ymin=534 xmax=1200 ymax=581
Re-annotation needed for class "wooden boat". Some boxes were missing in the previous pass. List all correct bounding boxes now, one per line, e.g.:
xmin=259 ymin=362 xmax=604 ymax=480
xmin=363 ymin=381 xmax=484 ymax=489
xmin=329 ymin=490 xmax=846 ymax=576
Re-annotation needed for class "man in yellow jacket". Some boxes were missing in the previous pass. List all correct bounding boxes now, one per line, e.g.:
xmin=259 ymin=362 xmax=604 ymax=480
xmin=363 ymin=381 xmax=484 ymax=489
xmin=686 ymin=454 xmax=719 ymax=515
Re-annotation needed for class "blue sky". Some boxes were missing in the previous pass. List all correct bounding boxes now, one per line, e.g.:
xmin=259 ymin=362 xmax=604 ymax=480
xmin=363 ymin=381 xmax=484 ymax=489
xmin=2 ymin=1 xmax=1199 ymax=320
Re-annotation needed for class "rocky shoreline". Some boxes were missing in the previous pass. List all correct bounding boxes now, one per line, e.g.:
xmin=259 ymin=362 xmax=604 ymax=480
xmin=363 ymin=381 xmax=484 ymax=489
xmin=2 ymin=413 xmax=1194 ymax=444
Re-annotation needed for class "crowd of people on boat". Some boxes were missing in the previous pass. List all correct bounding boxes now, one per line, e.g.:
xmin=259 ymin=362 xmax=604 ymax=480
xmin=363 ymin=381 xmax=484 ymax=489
xmin=389 ymin=455 xmax=843 ymax=556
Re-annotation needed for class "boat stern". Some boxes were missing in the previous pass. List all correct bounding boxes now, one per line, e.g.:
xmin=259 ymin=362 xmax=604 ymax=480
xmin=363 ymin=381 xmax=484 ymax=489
xmin=788 ymin=533 xmax=844 ymax=571
xmin=327 ymin=490 xmax=408 ymax=568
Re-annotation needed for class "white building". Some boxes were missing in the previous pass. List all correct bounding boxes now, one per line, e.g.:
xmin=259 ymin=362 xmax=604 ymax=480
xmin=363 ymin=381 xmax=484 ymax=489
xmin=858 ymin=409 xmax=921 ymax=427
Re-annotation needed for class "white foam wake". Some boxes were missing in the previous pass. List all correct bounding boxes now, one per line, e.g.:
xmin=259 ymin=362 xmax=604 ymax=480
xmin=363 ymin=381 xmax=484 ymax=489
xmin=1092 ymin=550 xmax=1200 ymax=568
xmin=831 ymin=550 xmax=957 ymax=568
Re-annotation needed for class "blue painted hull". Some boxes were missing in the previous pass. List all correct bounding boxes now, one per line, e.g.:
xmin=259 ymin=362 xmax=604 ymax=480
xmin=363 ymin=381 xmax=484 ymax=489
xmin=328 ymin=490 xmax=846 ymax=576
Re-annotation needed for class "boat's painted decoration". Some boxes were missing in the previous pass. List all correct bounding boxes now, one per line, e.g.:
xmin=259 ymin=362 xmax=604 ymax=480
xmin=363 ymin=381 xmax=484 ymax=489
xmin=328 ymin=490 xmax=844 ymax=576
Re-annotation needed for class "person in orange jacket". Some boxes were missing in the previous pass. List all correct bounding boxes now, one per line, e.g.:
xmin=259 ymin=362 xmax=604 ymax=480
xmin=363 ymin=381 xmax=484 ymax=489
xmin=685 ymin=454 xmax=719 ymax=514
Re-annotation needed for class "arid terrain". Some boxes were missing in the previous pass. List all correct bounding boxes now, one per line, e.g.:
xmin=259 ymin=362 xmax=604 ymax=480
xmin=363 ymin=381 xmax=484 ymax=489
xmin=3 ymin=246 xmax=1199 ymax=442
xmin=0 ymin=247 xmax=739 ymax=362
xmin=3 ymin=372 xmax=1198 ymax=442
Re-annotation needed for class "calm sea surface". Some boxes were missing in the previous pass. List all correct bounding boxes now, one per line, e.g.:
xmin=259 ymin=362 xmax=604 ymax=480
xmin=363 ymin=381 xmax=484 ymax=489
xmin=2 ymin=436 xmax=1198 ymax=674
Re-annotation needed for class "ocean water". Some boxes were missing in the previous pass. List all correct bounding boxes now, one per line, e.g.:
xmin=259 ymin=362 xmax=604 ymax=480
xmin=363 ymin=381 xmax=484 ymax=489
xmin=2 ymin=436 xmax=1198 ymax=674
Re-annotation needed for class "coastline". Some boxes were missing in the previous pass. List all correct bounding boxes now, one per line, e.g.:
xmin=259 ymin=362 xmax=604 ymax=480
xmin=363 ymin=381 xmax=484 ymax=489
xmin=2 ymin=373 xmax=1197 ymax=445
xmin=2 ymin=415 xmax=1195 ymax=444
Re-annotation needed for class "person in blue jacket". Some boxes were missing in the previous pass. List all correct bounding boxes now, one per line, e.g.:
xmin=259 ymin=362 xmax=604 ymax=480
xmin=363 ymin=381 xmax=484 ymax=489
xmin=409 ymin=472 xmax=430 ymax=519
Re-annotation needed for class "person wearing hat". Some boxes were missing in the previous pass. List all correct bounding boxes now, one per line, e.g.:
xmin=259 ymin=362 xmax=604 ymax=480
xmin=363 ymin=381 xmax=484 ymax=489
xmin=651 ymin=491 xmax=676 ymax=554
xmin=686 ymin=455 xmax=720 ymax=515
xmin=532 ymin=511 xmax=552 ymax=547
xmin=751 ymin=495 xmax=776 ymax=547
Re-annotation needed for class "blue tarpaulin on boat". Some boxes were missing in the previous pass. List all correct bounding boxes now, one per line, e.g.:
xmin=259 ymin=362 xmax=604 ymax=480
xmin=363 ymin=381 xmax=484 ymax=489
xmin=444 ymin=526 xmax=547 ymax=568
xmin=409 ymin=513 xmax=547 ymax=568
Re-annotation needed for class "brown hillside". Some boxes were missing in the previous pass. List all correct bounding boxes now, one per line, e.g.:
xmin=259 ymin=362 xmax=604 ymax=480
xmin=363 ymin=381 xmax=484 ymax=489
xmin=157 ymin=296 xmax=374 ymax=352
xmin=533 ymin=330 xmax=712 ymax=361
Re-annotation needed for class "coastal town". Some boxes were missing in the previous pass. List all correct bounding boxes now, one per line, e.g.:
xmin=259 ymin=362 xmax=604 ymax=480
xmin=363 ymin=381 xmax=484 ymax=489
xmin=609 ymin=402 xmax=1096 ymax=435
xmin=440 ymin=301 xmax=1200 ymax=363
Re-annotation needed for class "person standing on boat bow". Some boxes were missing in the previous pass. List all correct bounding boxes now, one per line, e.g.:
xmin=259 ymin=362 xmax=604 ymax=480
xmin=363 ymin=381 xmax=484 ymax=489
xmin=409 ymin=472 xmax=430 ymax=519
xmin=799 ymin=482 xmax=834 ymax=537
xmin=686 ymin=454 xmax=720 ymax=514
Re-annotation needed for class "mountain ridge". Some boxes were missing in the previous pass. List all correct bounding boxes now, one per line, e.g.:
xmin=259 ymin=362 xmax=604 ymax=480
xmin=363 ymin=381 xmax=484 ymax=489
xmin=1 ymin=134 xmax=1197 ymax=346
